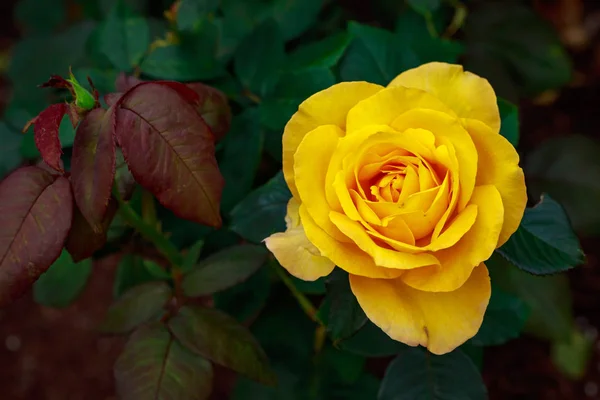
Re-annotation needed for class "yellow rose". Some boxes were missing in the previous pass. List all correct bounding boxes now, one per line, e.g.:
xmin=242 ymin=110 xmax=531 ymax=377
xmin=264 ymin=62 xmax=527 ymax=355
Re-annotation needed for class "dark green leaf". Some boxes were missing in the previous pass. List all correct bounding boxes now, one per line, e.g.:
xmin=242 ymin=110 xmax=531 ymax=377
xmin=323 ymin=269 xmax=367 ymax=341
xmin=340 ymin=22 xmax=419 ymax=85
xmin=525 ymin=134 xmax=600 ymax=236
xmin=465 ymin=1 xmax=572 ymax=98
xmin=142 ymin=259 xmax=171 ymax=280
xmin=14 ymin=0 xmax=66 ymax=33
xmin=230 ymin=171 xmax=291 ymax=243
xmin=234 ymin=20 xmax=285 ymax=98
xmin=113 ymin=254 xmax=160 ymax=298
xmin=182 ymin=244 xmax=268 ymax=297
xmin=379 ymin=347 xmax=487 ymax=400
xmin=140 ymin=26 xmax=224 ymax=80
xmin=177 ymin=0 xmax=219 ymax=32
xmin=321 ymin=345 xmax=365 ymax=385
xmin=498 ymin=98 xmax=519 ymax=147
xmin=498 ymin=195 xmax=584 ymax=275
xmin=470 ymin=286 xmax=529 ymax=346
xmin=488 ymin=253 xmax=573 ymax=342
xmin=274 ymin=68 xmax=336 ymax=100
xmin=33 ymin=250 xmax=93 ymax=308
xmin=0 ymin=123 xmax=22 ymax=179
xmin=115 ymin=324 xmax=213 ymax=400
xmin=182 ymin=239 xmax=205 ymax=273
xmin=215 ymin=265 xmax=271 ymax=322
xmin=169 ymin=305 xmax=276 ymax=385
xmin=98 ymin=0 xmax=150 ymax=71
xmin=460 ymin=342 xmax=484 ymax=371
xmin=290 ymin=275 xmax=326 ymax=295
xmin=100 ymin=281 xmax=171 ymax=333
xmin=219 ymin=109 xmax=264 ymax=212
xmin=407 ymin=0 xmax=441 ymax=15
xmin=338 ymin=321 xmax=406 ymax=357
xmin=286 ymin=32 xmax=351 ymax=69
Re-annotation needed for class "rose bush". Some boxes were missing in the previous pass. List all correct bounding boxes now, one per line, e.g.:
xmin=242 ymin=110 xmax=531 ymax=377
xmin=265 ymin=62 xmax=527 ymax=355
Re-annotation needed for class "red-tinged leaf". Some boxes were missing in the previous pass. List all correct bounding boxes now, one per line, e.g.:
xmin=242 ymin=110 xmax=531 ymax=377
xmin=115 ymin=148 xmax=136 ymax=201
xmin=36 ymin=159 xmax=64 ymax=175
xmin=115 ymin=82 xmax=224 ymax=227
xmin=104 ymin=93 xmax=123 ymax=108
xmin=67 ymin=103 xmax=81 ymax=128
xmin=186 ymin=83 xmax=232 ymax=141
xmin=0 ymin=166 xmax=73 ymax=307
xmin=115 ymin=72 xmax=143 ymax=93
xmin=115 ymin=324 xmax=214 ymax=400
xmin=65 ymin=198 xmax=118 ymax=262
xmin=40 ymin=75 xmax=73 ymax=93
xmin=33 ymin=103 xmax=68 ymax=173
xmin=71 ymin=108 xmax=116 ymax=230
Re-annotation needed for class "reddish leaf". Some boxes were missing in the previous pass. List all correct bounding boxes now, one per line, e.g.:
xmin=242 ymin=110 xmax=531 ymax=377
xmin=186 ymin=83 xmax=232 ymax=141
xmin=104 ymin=93 xmax=123 ymax=107
xmin=0 ymin=166 xmax=73 ymax=307
xmin=71 ymin=108 xmax=117 ymax=230
xmin=65 ymin=198 xmax=118 ymax=262
xmin=115 ymin=73 xmax=143 ymax=93
xmin=40 ymin=75 xmax=73 ymax=93
xmin=36 ymin=159 xmax=64 ymax=175
xmin=33 ymin=103 xmax=68 ymax=173
xmin=115 ymin=148 xmax=136 ymax=201
xmin=115 ymin=82 xmax=223 ymax=227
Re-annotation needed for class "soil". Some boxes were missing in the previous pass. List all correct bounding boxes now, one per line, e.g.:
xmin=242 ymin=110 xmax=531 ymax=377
xmin=2 ymin=0 xmax=600 ymax=399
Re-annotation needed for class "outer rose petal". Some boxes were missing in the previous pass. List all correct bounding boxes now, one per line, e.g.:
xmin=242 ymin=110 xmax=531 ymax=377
xmin=265 ymin=198 xmax=335 ymax=280
xmin=349 ymin=263 xmax=491 ymax=355
xmin=388 ymin=62 xmax=500 ymax=133
xmin=294 ymin=125 xmax=349 ymax=242
xmin=463 ymin=119 xmax=527 ymax=246
xmin=401 ymin=185 xmax=503 ymax=292
xmin=283 ymin=82 xmax=382 ymax=198
xmin=300 ymin=205 xmax=404 ymax=279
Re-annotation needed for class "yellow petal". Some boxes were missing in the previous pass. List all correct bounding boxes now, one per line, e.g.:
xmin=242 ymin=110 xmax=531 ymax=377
xmin=283 ymin=82 xmax=383 ymax=198
xmin=402 ymin=185 xmax=502 ymax=292
xmin=464 ymin=119 xmax=527 ymax=246
xmin=300 ymin=204 xmax=403 ymax=279
xmin=265 ymin=198 xmax=335 ymax=281
xmin=330 ymin=211 xmax=439 ymax=270
xmin=388 ymin=62 xmax=500 ymax=133
xmin=349 ymin=263 xmax=491 ymax=355
xmin=346 ymin=86 xmax=456 ymax=134
xmin=391 ymin=109 xmax=477 ymax=211
xmin=294 ymin=125 xmax=349 ymax=242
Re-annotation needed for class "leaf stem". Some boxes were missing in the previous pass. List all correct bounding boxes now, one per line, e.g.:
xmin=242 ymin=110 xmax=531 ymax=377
xmin=271 ymin=261 xmax=322 ymax=325
xmin=112 ymin=186 xmax=183 ymax=267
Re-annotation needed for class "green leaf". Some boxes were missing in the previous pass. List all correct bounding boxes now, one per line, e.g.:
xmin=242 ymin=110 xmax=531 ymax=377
xmin=140 ymin=26 xmax=224 ymax=80
xmin=229 ymin=171 xmax=291 ymax=243
xmin=100 ymin=281 xmax=171 ymax=333
xmin=142 ymin=259 xmax=171 ymax=280
xmin=498 ymin=98 xmax=519 ymax=147
xmin=464 ymin=1 xmax=572 ymax=98
xmin=322 ymin=269 xmax=367 ymax=342
xmin=0 ymin=123 xmax=23 ymax=179
xmin=67 ymin=72 xmax=97 ymax=110
xmin=551 ymin=327 xmax=594 ymax=380
xmin=488 ymin=254 xmax=573 ymax=342
xmin=169 ymin=305 xmax=276 ymax=385
xmin=234 ymin=20 xmax=285 ymax=98
xmin=321 ymin=345 xmax=365 ymax=385
xmin=338 ymin=321 xmax=406 ymax=357
xmin=33 ymin=250 xmax=93 ymax=308
xmin=470 ymin=286 xmax=529 ymax=346
xmin=219 ymin=109 xmax=264 ymax=213
xmin=214 ymin=266 xmax=271 ymax=322
xmin=113 ymin=253 xmax=158 ymax=298
xmin=182 ymin=239 xmax=205 ymax=273
xmin=498 ymin=195 xmax=584 ymax=275
xmin=21 ymin=114 xmax=77 ymax=159
xmin=115 ymin=324 xmax=213 ymax=400
xmin=286 ymin=32 xmax=352 ymax=69
xmin=525 ymin=134 xmax=600 ymax=236
xmin=182 ymin=244 xmax=268 ymax=297
xmin=14 ymin=0 xmax=66 ymax=33
xmin=290 ymin=275 xmax=326 ymax=295
xmin=406 ymin=0 xmax=441 ymax=15
xmin=98 ymin=0 xmax=150 ymax=71
xmin=176 ymin=0 xmax=219 ymax=32
xmin=340 ymin=22 xmax=419 ymax=85
xmin=72 ymin=68 xmax=118 ymax=97
xmin=379 ymin=347 xmax=487 ymax=400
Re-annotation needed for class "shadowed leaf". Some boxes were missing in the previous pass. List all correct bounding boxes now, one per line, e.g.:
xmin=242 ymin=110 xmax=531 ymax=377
xmin=71 ymin=107 xmax=117 ymax=229
xmin=32 ymin=103 xmax=67 ymax=173
xmin=169 ymin=306 xmax=276 ymax=385
xmin=0 ymin=166 xmax=73 ymax=307
xmin=65 ymin=198 xmax=118 ymax=262
xmin=182 ymin=244 xmax=267 ymax=297
xmin=323 ymin=269 xmax=367 ymax=341
xmin=115 ymin=324 xmax=213 ymax=400
xmin=100 ymin=281 xmax=171 ymax=334
xmin=115 ymin=82 xmax=224 ymax=227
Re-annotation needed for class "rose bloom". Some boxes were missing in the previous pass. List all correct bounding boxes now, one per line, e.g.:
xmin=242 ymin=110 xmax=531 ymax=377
xmin=265 ymin=62 xmax=527 ymax=355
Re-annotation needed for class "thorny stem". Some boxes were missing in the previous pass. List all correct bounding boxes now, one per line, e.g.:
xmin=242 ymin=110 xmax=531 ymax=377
xmin=112 ymin=186 xmax=184 ymax=268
